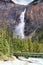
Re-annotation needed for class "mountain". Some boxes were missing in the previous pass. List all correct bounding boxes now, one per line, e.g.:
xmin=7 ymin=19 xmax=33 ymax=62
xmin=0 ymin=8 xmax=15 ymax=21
xmin=0 ymin=0 xmax=43 ymax=38
xmin=25 ymin=0 xmax=43 ymax=36
xmin=0 ymin=0 xmax=25 ymax=28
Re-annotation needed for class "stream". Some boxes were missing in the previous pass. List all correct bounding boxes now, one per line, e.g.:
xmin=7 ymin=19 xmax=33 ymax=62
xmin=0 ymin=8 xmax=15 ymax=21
xmin=0 ymin=58 xmax=43 ymax=65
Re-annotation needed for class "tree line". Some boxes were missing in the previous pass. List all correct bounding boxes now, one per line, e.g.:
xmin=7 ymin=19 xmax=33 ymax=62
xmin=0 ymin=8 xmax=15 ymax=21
xmin=0 ymin=23 xmax=43 ymax=57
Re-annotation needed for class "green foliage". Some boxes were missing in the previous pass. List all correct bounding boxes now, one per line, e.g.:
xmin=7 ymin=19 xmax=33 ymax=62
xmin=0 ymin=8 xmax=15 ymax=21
xmin=32 ymin=26 xmax=43 ymax=43
xmin=13 ymin=37 xmax=43 ymax=53
xmin=13 ymin=37 xmax=25 ymax=52
xmin=0 ymin=23 xmax=13 ymax=56
xmin=0 ymin=23 xmax=43 ymax=59
xmin=0 ymin=23 xmax=9 ymax=55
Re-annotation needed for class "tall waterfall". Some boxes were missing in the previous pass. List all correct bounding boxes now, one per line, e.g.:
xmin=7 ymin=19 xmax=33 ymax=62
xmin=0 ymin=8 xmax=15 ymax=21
xmin=14 ymin=9 xmax=26 ymax=38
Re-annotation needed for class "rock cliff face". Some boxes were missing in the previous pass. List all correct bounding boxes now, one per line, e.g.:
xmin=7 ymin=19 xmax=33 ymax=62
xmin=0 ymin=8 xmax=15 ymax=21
xmin=25 ymin=1 xmax=43 ymax=36
xmin=0 ymin=0 xmax=43 ymax=37
xmin=0 ymin=0 xmax=25 ymax=28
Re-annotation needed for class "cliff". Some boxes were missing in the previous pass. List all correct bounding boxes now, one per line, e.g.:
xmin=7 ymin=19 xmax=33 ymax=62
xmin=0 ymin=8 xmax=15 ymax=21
xmin=0 ymin=0 xmax=43 ymax=37
xmin=0 ymin=0 xmax=25 ymax=28
xmin=25 ymin=1 xmax=43 ymax=36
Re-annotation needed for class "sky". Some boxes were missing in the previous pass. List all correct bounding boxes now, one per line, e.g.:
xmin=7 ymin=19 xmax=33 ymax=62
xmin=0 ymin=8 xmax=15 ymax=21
xmin=12 ymin=0 xmax=33 ymax=5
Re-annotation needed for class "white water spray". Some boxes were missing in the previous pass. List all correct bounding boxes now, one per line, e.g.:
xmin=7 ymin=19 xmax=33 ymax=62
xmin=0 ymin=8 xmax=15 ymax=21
xmin=14 ymin=9 xmax=26 ymax=38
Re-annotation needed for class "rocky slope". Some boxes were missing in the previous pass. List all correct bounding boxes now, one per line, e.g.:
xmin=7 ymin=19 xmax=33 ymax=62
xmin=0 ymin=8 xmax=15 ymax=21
xmin=25 ymin=0 xmax=43 ymax=36
xmin=0 ymin=0 xmax=25 ymax=28
xmin=0 ymin=0 xmax=43 ymax=37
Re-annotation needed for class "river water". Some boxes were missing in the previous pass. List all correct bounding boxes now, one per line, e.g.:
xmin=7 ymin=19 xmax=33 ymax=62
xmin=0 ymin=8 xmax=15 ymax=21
xmin=0 ymin=58 xmax=43 ymax=65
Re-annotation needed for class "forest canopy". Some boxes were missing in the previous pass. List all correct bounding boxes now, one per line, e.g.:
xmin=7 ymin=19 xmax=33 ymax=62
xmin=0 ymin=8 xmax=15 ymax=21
xmin=0 ymin=23 xmax=43 ymax=58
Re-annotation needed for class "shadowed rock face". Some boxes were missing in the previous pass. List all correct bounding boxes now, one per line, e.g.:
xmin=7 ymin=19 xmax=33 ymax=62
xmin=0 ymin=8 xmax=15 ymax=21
xmin=0 ymin=0 xmax=43 ymax=37
xmin=0 ymin=0 xmax=25 ymax=26
xmin=0 ymin=0 xmax=12 ymax=2
xmin=24 ymin=1 xmax=43 ymax=36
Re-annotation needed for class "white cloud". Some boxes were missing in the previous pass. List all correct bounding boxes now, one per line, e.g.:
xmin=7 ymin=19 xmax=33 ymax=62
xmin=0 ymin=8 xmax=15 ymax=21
xmin=12 ymin=0 xmax=33 ymax=5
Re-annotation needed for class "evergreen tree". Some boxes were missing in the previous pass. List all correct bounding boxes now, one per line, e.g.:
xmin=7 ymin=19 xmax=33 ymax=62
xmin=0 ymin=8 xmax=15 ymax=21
xmin=0 ymin=23 xmax=9 ymax=55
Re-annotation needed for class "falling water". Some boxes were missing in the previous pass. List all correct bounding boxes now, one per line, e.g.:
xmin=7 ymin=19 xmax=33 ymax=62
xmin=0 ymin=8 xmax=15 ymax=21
xmin=14 ymin=9 xmax=26 ymax=38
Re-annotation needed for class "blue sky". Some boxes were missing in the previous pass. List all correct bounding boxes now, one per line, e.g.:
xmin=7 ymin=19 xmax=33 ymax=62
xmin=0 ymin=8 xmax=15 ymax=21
xmin=12 ymin=0 xmax=33 ymax=5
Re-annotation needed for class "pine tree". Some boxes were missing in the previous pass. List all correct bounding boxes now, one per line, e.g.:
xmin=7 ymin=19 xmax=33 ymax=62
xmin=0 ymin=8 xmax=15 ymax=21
xmin=0 ymin=23 xmax=9 ymax=55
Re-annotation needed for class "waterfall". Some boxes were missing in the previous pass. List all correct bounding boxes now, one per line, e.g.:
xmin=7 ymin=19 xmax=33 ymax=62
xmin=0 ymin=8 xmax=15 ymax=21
xmin=14 ymin=9 xmax=26 ymax=38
